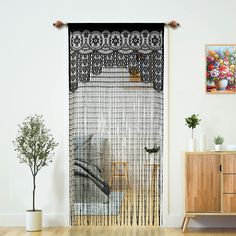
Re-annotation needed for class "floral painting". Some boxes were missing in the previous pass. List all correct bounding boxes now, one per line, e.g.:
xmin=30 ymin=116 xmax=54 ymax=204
xmin=206 ymin=45 xmax=236 ymax=93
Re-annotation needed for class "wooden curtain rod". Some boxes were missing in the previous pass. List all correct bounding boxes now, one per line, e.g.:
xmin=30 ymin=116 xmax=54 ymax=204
xmin=53 ymin=20 xmax=180 ymax=29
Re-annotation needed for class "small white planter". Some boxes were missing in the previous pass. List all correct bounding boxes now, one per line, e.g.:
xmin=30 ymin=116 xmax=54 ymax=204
xmin=188 ymin=139 xmax=196 ymax=152
xmin=215 ymin=144 xmax=222 ymax=152
xmin=26 ymin=210 xmax=42 ymax=232
xmin=149 ymin=155 xmax=158 ymax=165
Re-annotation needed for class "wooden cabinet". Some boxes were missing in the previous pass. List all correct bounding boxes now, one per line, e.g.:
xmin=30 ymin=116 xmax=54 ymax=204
xmin=185 ymin=153 xmax=221 ymax=213
xmin=183 ymin=152 xmax=236 ymax=232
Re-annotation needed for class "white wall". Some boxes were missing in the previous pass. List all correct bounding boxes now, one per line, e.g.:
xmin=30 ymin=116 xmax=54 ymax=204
xmin=1 ymin=0 xmax=236 ymax=228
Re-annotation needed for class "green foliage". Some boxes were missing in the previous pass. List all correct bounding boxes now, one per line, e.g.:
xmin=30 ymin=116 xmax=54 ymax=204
xmin=144 ymin=143 xmax=160 ymax=154
xmin=13 ymin=115 xmax=58 ymax=210
xmin=214 ymin=135 xmax=224 ymax=145
xmin=185 ymin=114 xmax=201 ymax=139
xmin=185 ymin=114 xmax=201 ymax=129
xmin=13 ymin=115 xmax=58 ymax=173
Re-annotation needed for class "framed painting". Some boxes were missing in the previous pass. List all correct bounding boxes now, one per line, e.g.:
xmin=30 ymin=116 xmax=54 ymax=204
xmin=206 ymin=44 xmax=236 ymax=94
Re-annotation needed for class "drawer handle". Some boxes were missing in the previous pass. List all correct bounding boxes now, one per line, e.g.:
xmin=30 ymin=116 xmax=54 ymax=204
xmin=219 ymin=165 xmax=222 ymax=172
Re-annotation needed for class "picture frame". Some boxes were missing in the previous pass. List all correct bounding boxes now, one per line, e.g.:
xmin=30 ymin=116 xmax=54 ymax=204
xmin=206 ymin=44 xmax=236 ymax=94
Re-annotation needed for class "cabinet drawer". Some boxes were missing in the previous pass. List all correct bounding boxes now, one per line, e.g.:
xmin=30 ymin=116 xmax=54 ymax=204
xmin=223 ymin=154 xmax=236 ymax=173
xmin=223 ymin=194 xmax=236 ymax=213
xmin=223 ymin=175 xmax=236 ymax=193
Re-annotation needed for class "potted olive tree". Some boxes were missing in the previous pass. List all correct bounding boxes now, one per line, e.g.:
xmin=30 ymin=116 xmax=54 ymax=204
xmin=185 ymin=114 xmax=201 ymax=151
xmin=13 ymin=115 xmax=58 ymax=231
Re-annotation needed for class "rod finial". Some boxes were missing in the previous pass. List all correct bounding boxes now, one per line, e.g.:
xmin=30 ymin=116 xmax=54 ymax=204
xmin=167 ymin=20 xmax=180 ymax=29
xmin=53 ymin=20 xmax=67 ymax=29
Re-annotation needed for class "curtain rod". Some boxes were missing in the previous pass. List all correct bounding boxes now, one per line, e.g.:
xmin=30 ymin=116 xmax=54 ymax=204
xmin=53 ymin=20 xmax=180 ymax=29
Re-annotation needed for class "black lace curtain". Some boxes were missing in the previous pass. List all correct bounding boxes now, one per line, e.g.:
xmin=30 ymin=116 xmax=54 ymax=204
xmin=69 ymin=23 xmax=164 ymax=92
xmin=69 ymin=23 xmax=164 ymax=226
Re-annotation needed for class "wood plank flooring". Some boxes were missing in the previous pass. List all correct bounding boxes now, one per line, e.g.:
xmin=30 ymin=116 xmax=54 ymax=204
xmin=1 ymin=227 xmax=236 ymax=236
xmin=76 ymin=187 xmax=159 ymax=226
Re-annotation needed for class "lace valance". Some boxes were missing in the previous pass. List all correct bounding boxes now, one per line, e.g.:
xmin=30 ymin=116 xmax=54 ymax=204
xmin=69 ymin=23 xmax=164 ymax=92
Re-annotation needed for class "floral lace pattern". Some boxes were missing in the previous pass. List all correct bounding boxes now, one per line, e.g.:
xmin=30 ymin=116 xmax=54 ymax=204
xmin=69 ymin=26 xmax=164 ymax=92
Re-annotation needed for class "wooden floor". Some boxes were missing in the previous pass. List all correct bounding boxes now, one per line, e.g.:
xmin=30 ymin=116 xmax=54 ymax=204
xmin=77 ymin=186 xmax=159 ymax=226
xmin=1 ymin=227 xmax=236 ymax=236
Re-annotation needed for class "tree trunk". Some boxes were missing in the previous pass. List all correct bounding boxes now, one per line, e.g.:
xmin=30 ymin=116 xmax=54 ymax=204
xmin=33 ymin=175 xmax=36 ymax=211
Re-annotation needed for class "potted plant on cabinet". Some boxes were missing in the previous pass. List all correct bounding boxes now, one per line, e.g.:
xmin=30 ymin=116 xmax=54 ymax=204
xmin=13 ymin=115 xmax=58 ymax=231
xmin=214 ymin=135 xmax=224 ymax=151
xmin=185 ymin=114 xmax=201 ymax=151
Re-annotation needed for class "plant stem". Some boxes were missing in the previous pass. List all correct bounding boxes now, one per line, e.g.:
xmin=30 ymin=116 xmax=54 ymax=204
xmin=192 ymin=128 xmax=193 ymax=139
xmin=33 ymin=175 xmax=36 ymax=211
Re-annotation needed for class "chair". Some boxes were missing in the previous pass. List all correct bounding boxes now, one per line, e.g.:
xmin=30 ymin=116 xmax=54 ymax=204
xmin=110 ymin=161 xmax=129 ymax=189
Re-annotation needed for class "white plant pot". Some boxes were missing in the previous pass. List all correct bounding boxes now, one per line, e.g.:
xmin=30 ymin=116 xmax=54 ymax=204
xmin=188 ymin=139 xmax=196 ymax=152
xmin=149 ymin=154 xmax=157 ymax=164
xmin=215 ymin=144 xmax=222 ymax=152
xmin=26 ymin=210 xmax=42 ymax=232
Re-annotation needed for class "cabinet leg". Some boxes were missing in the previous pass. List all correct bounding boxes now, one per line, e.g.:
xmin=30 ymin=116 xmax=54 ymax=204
xmin=181 ymin=217 xmax=186 ymax=229
xmin=182 ymin=217 xmax=190 ymax=233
